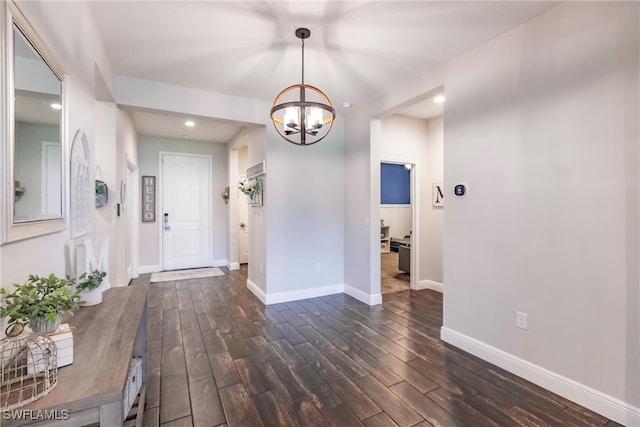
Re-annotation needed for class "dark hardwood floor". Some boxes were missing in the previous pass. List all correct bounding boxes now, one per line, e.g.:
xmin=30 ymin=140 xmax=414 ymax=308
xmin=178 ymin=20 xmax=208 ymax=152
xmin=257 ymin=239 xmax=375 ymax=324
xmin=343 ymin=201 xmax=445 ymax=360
xmin=135 ymin=266 xmax=618 ymax=427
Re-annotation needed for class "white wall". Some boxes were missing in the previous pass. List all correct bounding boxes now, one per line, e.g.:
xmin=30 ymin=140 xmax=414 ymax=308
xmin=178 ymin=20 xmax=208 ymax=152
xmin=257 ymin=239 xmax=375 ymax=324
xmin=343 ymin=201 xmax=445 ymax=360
xmin=116 ymin=107 xmax=138 ymax=283
xmin=265 ymin=119 xmax=345 ymax=299
xmin=137 ymin=135 xmax=227 ymax=271
xmin=440 ymin=2 xmax=638 ymax=423
xmin=424 ymin=116 xmax=444 ymax=285
xmin=228 ymin=127 xmax=267 ymax=292
xmin=93 ymin=101 xmax=117 ymax=285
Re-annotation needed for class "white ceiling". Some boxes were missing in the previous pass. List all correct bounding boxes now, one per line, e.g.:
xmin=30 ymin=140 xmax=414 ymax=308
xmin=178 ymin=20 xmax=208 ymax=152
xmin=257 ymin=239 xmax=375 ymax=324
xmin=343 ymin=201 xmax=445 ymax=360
xmin=88 ymin=1 xmax=559 ymax=142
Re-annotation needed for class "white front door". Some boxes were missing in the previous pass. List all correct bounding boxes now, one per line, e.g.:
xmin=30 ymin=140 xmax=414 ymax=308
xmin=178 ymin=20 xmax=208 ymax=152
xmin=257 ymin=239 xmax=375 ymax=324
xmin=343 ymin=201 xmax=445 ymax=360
xmin=238 ymin=176 xmax=249 ymax=264
xmin=161 ymin=153 xmax=211 ymax=271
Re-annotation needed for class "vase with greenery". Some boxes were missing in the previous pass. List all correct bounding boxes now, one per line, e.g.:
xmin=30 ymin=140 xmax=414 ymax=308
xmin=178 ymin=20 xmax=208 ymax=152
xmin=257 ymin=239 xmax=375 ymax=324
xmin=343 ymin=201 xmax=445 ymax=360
xmin=0 ymin=273 xmax=82 ymax=333
xmin=76 ymin=270 xmax=107 ymax=306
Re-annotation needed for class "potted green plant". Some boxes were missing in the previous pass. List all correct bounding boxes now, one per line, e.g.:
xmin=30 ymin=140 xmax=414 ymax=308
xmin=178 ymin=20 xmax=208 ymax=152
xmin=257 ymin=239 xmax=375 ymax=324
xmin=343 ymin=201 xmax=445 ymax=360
xmin=76 ymin=269 xmax=107 ymax=306
xmin=0 ymin=273 xmax=82 ymax=333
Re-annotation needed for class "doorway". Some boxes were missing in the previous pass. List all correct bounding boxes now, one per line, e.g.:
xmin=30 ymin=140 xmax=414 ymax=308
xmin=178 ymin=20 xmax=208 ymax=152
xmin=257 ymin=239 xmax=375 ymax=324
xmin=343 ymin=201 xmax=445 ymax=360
xmin=160 ymin=152 xmax=212 ymax=271
xmin=380 ymin=160 xmax=418 ymax=294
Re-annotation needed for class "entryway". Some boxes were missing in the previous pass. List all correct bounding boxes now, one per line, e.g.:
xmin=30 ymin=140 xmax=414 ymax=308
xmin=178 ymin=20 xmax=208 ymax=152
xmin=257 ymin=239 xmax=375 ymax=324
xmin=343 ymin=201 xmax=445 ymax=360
xmin=160 ymin=152 xmax=212 ymax=270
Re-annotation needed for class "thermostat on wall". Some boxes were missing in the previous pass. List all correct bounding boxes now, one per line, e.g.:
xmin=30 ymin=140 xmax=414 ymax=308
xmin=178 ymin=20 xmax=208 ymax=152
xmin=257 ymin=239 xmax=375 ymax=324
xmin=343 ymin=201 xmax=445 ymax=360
xmin=454 ymin=184 xmax=466 ymax=196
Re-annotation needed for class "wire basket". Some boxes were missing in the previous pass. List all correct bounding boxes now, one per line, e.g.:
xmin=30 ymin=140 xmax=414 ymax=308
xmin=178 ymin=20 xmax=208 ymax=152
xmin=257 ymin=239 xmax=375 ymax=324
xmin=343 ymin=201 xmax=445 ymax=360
xmin=0 ymin=323 xmax=58 ymax=410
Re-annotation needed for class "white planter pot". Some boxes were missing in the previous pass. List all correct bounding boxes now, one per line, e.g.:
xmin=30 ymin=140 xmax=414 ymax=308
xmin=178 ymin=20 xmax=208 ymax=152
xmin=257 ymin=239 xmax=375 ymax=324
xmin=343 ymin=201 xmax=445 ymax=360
xmin=81 ymin=288 xmax=103 ymax=306
xmin=30 ymin=314 xmax=62 ymax=334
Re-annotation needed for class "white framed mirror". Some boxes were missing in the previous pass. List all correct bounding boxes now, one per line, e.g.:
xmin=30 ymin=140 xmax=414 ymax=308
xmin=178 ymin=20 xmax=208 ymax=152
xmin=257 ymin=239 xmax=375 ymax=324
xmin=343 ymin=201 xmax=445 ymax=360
xmin=2 ymin=1 xmax=66 ymax=243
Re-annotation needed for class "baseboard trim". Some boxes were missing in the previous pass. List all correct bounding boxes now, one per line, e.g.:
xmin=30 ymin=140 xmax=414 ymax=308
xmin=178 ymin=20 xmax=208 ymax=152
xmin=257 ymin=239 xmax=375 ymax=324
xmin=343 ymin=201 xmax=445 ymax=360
xmin=416 ymin=279 xmax=443 ymax=293
xmin=344 ymin=285 xmax=382 ymax=306
xmin=247 ymin=280 xmax=382 ymax=307
xmin=228 ymin=262 xmax=240 ymax=271
xmin=211 ymin=259 xmax=227 ymax=268
xmin=441 ymin=327 xmax=640 ymax=426
xmin=138 ymin=265 xmax=161 ymax=274
xmin=264 ymin=284 xmax=344 ymax=305
xmin=247 ymin=279 xmax=266 ymax=304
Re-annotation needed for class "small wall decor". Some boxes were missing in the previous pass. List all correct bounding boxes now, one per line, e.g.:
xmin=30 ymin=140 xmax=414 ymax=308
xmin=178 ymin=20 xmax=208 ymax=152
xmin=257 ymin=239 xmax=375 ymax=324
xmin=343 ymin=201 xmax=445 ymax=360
xmin=239 ymin=177 xmax=263 ymax=207
xmin=95 ymin=180 xmax=108 ymax=208
xmin=142 ymin=176 xmax=156 ymax=222
xmin=221 ymin=187 xmax=230 ymax=204
xmin=70 ymin=129 xmax=91 ymax=239
xmin=241 ymin=161 xmax=265 ymax=207
xmin=432 ymin=182 xmax=444 ymax=207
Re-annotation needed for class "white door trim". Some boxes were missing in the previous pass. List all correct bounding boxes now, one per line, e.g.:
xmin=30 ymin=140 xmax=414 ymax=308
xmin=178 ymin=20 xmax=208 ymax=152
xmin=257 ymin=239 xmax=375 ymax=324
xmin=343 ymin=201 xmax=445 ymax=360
xmin=158 ymin=151 xmax=213 ymax=271
xmin=126 ymin=160 xmax=139 ymax=279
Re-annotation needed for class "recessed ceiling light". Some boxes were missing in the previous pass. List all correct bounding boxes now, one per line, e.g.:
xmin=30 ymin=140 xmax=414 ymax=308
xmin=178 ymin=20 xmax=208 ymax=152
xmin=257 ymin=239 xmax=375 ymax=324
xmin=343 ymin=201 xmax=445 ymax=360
xmin=185 ymin=120 xmax=195 ymax=127
xmin=433 ymin=95 xmax=446 ymax=104
xmin=342 ymin=102 xmax=352 ymax=109
xmin=50 ymin=103 xmax=62 ymax=110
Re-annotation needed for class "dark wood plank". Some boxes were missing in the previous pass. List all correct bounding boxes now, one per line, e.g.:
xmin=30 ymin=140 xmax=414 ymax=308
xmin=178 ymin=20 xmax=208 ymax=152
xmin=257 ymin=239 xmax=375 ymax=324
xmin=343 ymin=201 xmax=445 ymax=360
xmin=268 ymin=359 xmax=308 ymax=402
xmin=161 ymin=416 xmax=193 ymax=427
xmin=146 ymin=366 xmax=161 ymax=409
xmin=279 ymin=397 xmax=329 ymax=427
xmin=160 ymin=374 xmax=191 ymax=424
xmin=377 ymin=353 xmax=438 ymax=393
xmin=234 ymin=356 xmax=276 ymax=395
xmin=362 ymin=412 xmax=400 ymax=427
xmin=218 ymin=383 xmax=264 ymax=427
xmin=251 ymin=390 xmax=297 ymax=427
xmin=208 ymin=352 xmax=242 ymax=388
xmin=189 ymin=377 xmax=226 ymax=427
xmin=184 ymin=346 xmax=213 ymax=382
xmin=389 ymin=381 xmax=462 ymax=427
xmin=295 ymin=342 xmax=381 ymax=419
xmin=161 ymin=345 xmax=187 ymax=377
xmin=202 ymin=329 xmax=228 ymax=354
xmin=289 ymin=364 xmax=343 ymax=411
xmin=426 ymin=387 xmax=500 ymax=427
xmin=321 ymin=403 xmax=366 ymax=427
xmin=270 ymin=338 xmax=307 ymax=368
xmin=354 ymin=375 xmax=422 ymax=426
xmin=221 ymin=331 xmax=253 ymax=359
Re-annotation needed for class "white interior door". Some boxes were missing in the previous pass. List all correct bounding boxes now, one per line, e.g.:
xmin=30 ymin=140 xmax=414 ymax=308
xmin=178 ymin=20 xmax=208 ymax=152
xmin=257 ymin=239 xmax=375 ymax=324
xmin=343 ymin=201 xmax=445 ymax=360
xmin=238 ymin=175 xmax=249 ymax=264
xmin=162 ymin=153 xmax=211 ymax=270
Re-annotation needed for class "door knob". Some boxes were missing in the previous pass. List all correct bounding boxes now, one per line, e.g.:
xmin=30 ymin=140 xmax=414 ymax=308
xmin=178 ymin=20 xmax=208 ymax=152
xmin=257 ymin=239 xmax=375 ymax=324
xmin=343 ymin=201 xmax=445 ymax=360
xmin=164 ymin=213 xmax=171 ymax=230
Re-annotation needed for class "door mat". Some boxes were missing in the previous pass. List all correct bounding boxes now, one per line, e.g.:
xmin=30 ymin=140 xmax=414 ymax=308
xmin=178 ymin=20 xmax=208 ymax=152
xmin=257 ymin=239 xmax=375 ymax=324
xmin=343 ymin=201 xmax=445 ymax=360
xmin=150 ymin=267 xmax=225 ymax=283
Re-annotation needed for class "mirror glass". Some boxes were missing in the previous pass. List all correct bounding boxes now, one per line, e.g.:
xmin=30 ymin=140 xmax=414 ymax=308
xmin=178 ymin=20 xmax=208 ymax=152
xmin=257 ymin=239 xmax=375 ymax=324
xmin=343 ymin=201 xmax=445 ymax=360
xmin=13 ymin=22 xmax=63 ymax=222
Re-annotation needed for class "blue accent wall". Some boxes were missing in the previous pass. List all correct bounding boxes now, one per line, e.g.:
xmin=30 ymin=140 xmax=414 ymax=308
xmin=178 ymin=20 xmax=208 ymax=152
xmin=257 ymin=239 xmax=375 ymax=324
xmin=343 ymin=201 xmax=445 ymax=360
xmin=381 ymin=163 xmax=410 ymax=204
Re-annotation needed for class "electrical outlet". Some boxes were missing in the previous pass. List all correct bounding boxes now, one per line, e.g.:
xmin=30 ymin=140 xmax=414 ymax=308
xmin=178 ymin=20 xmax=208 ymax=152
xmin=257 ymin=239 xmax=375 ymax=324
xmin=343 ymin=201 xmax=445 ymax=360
xmin=259 ymin=264 xmax=264 ymax=274
xmin=516 ymin=311 xmax=528 ymax=330
xmin=315 ymin=263 xmax=321 ymax=272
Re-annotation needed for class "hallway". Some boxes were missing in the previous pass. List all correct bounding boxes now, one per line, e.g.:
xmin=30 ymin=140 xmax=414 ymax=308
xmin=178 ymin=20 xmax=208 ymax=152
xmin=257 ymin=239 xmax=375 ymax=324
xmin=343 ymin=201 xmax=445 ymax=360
xmin=136 ymin=267 xmax=616 ymax=427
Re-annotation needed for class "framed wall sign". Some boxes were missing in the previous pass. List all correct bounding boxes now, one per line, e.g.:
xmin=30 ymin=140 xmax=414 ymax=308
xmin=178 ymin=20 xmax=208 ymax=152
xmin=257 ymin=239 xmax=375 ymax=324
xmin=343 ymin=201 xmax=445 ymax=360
xmin=432 ymin=182 xmax=444 ymax=207
xmin=142 ymin=176 xmax=156 ymax=222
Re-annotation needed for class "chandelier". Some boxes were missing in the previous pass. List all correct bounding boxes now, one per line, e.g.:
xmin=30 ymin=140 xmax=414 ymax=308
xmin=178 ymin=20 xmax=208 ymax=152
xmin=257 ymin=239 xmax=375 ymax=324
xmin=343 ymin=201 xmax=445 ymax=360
xmin=270 ymin=28 xmax=336 ymax=146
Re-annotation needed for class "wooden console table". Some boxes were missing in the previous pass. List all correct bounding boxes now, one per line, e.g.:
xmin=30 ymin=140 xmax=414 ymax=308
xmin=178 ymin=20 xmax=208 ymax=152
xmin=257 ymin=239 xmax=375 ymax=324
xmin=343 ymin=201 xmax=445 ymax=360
xmin=3 ymin=285 xmax=148 ymax=427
